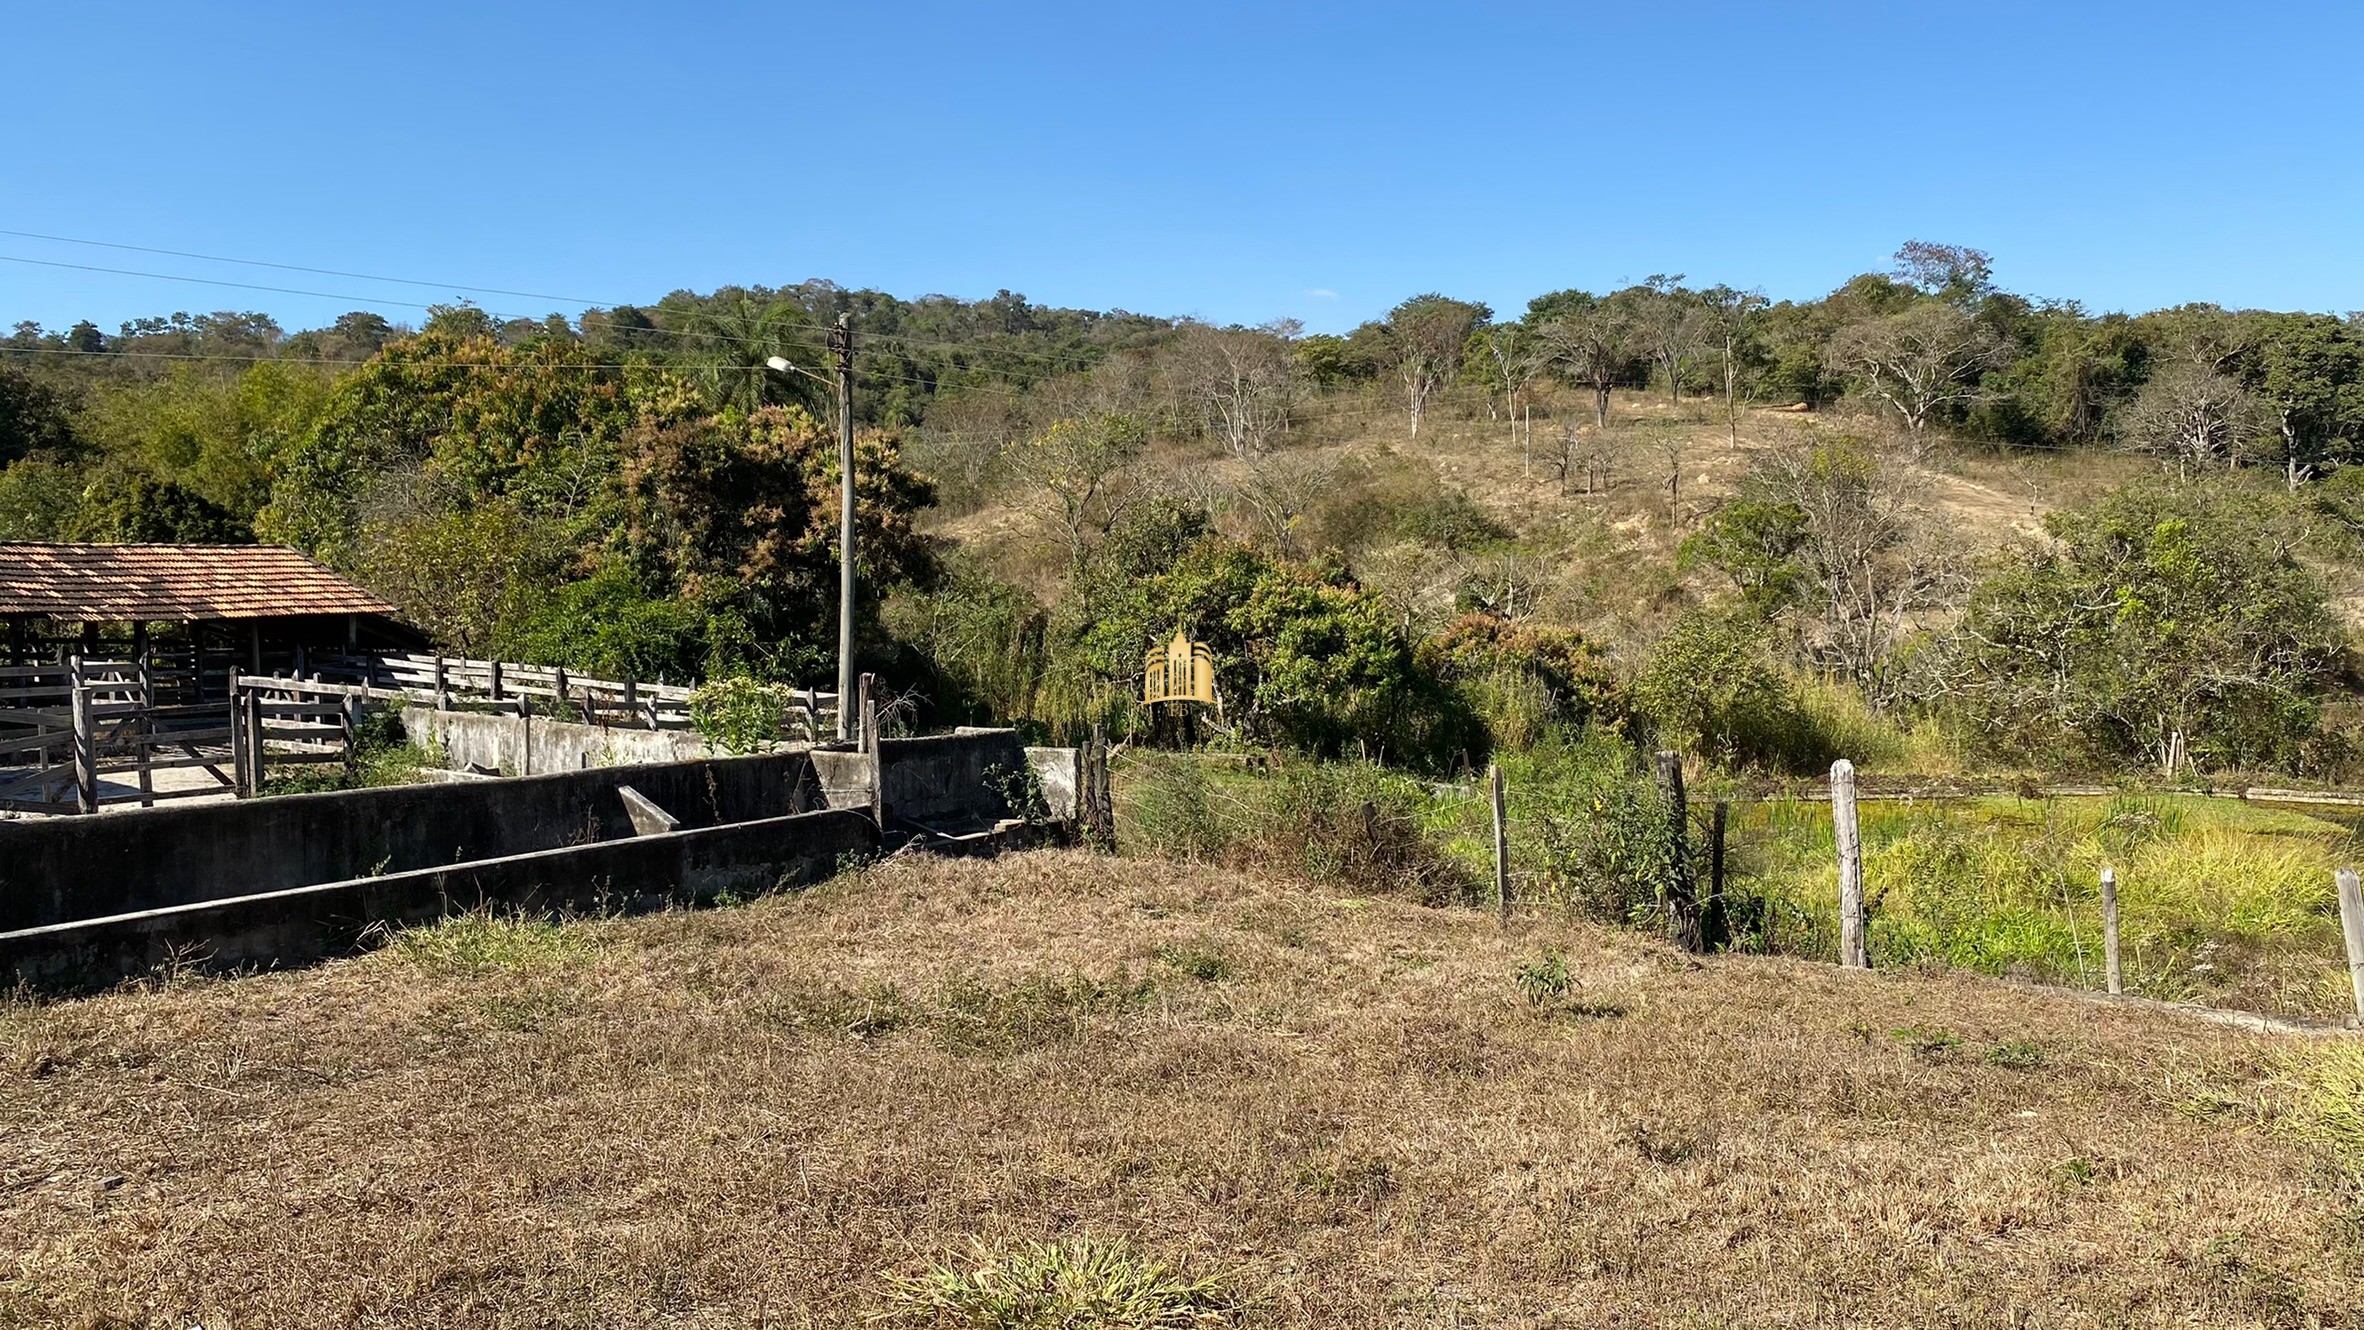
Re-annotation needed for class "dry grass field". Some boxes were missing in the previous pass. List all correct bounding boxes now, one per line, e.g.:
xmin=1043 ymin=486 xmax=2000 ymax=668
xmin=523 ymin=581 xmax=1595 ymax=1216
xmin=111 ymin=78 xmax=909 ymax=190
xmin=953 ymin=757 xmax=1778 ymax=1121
xmin=5 ymin=850 xmax=2362 ymax=1328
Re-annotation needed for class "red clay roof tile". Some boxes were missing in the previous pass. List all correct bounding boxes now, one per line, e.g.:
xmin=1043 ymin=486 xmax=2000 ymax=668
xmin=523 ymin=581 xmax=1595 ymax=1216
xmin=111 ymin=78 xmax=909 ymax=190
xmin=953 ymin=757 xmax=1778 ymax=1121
xmin=0 ymin=544 xmax=401 ymax=623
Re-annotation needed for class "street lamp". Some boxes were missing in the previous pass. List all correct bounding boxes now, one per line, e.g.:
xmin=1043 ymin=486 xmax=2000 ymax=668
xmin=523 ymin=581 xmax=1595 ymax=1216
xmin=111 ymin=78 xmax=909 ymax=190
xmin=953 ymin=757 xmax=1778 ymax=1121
xmin=762 ymin=314 xmax=857 ymax=741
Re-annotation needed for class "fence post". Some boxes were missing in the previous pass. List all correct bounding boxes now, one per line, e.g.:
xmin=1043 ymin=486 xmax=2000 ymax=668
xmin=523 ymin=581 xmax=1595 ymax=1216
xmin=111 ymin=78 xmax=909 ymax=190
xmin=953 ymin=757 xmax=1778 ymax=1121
xmin=1490 ymin=762 xmax=1510 ymax=922
xmin=489 ymin=658 xmax=503 ymax=704
xmin=2101 ymin=865 xmax=2123 ymax=996
xmin=1654 ymin=751 xmax=1703 ymax=953
xmin=1833 ymin=758 xmax=1866 ymax=968
xmin=341 ymin=689 xmax=360 ymax=784
xmin=860 ymin=673 xmax=882 ymax=829
xmin=1706 ymin=801 xmax=1729 ymax=951
xmin=70 ymin=671 xmax=96 ymax=815
xmin=433 ymin=655 xmax=449 ymax=712
xmin=2338 ymin=867 xmax=2364 ymax=1024
xmin=228 ymin=667 xmax=246 ymax=797
xmin=553 ymin=666 xmax=569 ymax=720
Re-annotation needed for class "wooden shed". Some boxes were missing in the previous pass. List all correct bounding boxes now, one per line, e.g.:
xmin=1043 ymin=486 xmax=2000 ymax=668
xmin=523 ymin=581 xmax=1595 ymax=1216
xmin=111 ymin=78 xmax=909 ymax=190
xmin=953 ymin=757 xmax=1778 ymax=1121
xmin=0 ymin=543 xmax=421 ymax=700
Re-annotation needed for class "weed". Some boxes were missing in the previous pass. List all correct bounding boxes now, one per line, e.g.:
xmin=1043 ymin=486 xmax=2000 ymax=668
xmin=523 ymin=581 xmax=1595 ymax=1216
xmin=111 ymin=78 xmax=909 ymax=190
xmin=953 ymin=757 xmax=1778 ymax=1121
xmin=1887 ymin=1024 xmax=1963 ymax=1060
xmin=1986 ymin=1039 xmax=2046 ymax=1070
xmin=2052 ymin=1156 xmax=2097 ymax=1187
xmin=391 ymin=912 xmax=590 ymax=978
xmin=767 ymin=983 xmax=914 ymax=1041
xmin=1514 ymin=952 xmax=1574 ymax=1006
xmin=1156 ymin=941 xmax=1232 ymax=983
xmin=881 ymin=1237 xmax=1235 ymax=1328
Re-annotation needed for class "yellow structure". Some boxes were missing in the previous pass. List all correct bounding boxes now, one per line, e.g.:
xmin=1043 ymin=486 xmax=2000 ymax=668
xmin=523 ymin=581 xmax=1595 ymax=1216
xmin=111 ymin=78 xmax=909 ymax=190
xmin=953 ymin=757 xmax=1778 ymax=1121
xmin=1142 ymin=629 xmax=1217 ymax=707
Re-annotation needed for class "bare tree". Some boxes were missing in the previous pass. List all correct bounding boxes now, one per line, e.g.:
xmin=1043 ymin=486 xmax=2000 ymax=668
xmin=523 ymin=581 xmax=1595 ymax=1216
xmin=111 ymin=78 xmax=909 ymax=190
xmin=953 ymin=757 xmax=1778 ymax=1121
xmin=1639 ymin=420 xmax=1689 ymax=531
xmin=2117 ymin=363 xmax=2269 ymax=480
xmin=1889 ymin=241 xmax=1995 ymax=301
xmin=1545 ymin=423 xmax=1620 ymax=497
xmin=1175 ymin=319 xmax=1301 ymax=459
xmin=1633 ymin=275 xmax=1708 ymax=402
xmin=1825 ymin=301 xmax=2010 ymax=449
xmin=1233 ymin=450 xmax=1335 ymax=559
xmin=1700 ymin=285 xmax=1768 ymax=450
xmin=1384 ymin=295 xmax=1490 ymax=442
xmin=1542 ymin=296 xmax=1636 ymax=431
xmin=1002 ymin=413 xmax=1148 ymax=575
xmin=1473 ymin=322 xmax=1550 ymax=464
xmin=1753 ymin=436 xmax=1962 ymax=707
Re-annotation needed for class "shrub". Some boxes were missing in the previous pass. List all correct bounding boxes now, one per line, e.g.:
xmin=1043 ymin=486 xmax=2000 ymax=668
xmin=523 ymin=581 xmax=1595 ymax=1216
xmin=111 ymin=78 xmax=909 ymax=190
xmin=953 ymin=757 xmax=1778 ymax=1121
xmin=1631 ymin=612 xmax=1829 ymax=772
xmin=1517 ymin=730 xmax=1685 ymax=927
xmin=688 ymin=675 xmax=797 ymax=754
xmin=1953 ymin=482 xmax=2345 ymax=773
xmin=1420 ymin=613 xmax=1624 ymax=752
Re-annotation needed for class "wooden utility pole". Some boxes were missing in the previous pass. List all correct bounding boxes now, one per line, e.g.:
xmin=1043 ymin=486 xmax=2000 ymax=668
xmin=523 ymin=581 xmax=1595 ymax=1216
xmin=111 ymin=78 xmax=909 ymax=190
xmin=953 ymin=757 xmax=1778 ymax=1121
xmin=1654 ymin=751 xmax=1702 ymax=952
xmin=2338 ymin=867 xmax=2364 ymax=1023
xmin=833 ymin=313 xmax=857 ymax=742
xmin=2100 ymin=865 xmax=2123 ymax=996
xmin=1833 ymin=758 xmax=1866 ymax=968
xmin=1489 ymin=763 xmax=1509 ymax=921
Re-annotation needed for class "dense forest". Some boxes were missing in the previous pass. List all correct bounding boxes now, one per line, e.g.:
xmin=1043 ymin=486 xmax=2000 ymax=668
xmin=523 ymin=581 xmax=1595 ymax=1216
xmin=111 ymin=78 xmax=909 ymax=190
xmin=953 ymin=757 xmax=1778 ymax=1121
xmin=8 ymin=241 xmax=2364 ymax=779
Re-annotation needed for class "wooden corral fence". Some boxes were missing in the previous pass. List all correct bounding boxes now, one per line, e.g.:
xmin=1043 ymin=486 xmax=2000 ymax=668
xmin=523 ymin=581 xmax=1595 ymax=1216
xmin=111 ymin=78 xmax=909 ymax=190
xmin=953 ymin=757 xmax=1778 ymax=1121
xmin=0 ymin=657 xmax=239 ymax=814
xmin=228 ymin=674 xmax=358 ymax=796
xmin=304 ymin=652 xmax=839 ymax=738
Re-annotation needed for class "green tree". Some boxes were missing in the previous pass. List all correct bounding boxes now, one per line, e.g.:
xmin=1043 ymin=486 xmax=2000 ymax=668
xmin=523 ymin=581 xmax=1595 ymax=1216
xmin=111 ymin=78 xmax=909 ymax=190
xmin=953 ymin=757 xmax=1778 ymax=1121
xmin=1954 ymin=483 xmax=2344 ymax=772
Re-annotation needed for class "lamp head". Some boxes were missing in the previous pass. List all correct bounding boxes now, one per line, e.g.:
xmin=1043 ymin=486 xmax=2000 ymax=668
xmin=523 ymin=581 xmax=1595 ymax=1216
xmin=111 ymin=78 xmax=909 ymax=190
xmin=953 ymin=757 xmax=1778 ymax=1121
xmin=764 ymin=356 xmax=794 ymax=373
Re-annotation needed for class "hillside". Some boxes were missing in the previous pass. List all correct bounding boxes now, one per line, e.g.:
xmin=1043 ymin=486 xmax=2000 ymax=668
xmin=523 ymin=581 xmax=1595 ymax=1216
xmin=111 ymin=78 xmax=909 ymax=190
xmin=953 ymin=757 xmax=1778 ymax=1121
xmin=7 ymin=850 xmax=2359 ymax=1326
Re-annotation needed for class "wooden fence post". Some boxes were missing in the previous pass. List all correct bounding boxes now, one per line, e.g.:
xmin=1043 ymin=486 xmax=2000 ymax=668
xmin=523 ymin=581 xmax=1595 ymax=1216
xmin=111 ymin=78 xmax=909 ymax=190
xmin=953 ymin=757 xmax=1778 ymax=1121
xmin=489 ymin=658 xmax=503 ymax=704
xmin=860 ymin=673 xmax=882 ymax=829
xmin=433 ymin=655 xmax=449 ymax=712
xmin=1490 ymin=762 xmax=1510 ymax=922
xmin=1654 ymin=751 xmax=1703 ymax=953
xmin=2338 ymin=867 xmax=2364 ymax=1024
xmin=341 ymin=689 xmax=360 ymax=784
xmin=228 ymin=667 xmax=246 ymax=797
xmin=1833 ymin=758 xmax=1866 ymax=968
xmin=1084 ymin=722 xmax=1115 ymax=851
xmin=70 ymin=672 xmax=96 ymax=815
xmin=2101 ymin=865 xmax=2123 ymax=996
xmin=1706 ymin=801 xmax=1729 ymax=952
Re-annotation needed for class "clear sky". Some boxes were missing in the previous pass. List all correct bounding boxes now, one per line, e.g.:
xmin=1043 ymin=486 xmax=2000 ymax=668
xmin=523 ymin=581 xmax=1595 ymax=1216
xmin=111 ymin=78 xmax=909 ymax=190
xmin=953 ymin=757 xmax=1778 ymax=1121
xmin=6 ymin=1 xmax=2362 ymax=337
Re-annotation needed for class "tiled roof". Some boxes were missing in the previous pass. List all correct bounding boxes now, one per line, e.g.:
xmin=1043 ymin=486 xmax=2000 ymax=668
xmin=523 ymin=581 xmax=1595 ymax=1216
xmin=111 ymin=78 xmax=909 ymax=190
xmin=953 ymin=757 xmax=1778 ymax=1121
xmin=0 ymin=544 xmax=402 ymax=623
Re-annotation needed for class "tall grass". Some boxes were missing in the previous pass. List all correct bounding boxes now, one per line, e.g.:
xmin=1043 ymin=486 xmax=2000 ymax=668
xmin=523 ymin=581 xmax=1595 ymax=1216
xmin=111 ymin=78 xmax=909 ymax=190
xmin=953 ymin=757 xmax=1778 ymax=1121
xmin=1738 ymin=793 xmax=2357 ymax=1017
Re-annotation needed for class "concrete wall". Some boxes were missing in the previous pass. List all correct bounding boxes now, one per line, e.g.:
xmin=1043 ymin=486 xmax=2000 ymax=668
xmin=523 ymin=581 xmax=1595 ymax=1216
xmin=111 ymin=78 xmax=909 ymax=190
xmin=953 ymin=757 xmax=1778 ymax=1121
xmin=402 ymin=706 xmax=718 ymax=774
xmin=0 ymin=752 xmax=819 ymax=933
xmin=0 ymin=808 xmax=875 ymax=991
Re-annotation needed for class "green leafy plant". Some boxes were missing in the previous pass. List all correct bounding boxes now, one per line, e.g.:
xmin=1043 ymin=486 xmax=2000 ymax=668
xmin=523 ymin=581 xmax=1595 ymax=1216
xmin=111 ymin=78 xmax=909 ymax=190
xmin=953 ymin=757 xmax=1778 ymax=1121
xmin=689 ymin=675 xmax=796 ymax=754
xmin=1514 ymin=951 xmax=1574 ymax=1006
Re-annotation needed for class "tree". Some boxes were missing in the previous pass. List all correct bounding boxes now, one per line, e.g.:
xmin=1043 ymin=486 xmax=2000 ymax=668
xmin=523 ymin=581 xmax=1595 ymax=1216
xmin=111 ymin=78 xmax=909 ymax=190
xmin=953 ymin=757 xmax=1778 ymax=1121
xmin=686 ymin=295 xmax=824 ymax=415
xmin=2240 ymin=312 xmax=2364 ymax=489
xmin=1536 ymin=291 xmax=1636 ymax=430
xmin=1889 ymin=241 xmax=1994 ymax=303
xmin=1233 ymin=450 xmax=1333 ymax=559
xmin=1383 ymin=295 xmax=1490 ymax=441
xmin=1825 ymin=300 xmax=2010 ymax=447
xmin=1002 ymin=413 xmax=1149 ymax=575
xmin=2116 ymin=363 xmax=2269 ymax=479
xmin=1632 ymin=276 xmax=1707 ymax=402
xmin=1175 ymin=320 xmax=1300 ymax=459
xmin=1747 ymin=436 xmax=1957 ymax=707
xmin=0 ymin=364 xmax=77 ymax=466
xmin=1699 ymin=285 xmax=1769 ymax=449
xmin=1953 ymin=483 xmax=2342 ymax=772
xmin=69 ymin=471 xmax=251 ymax=543
xmin=1465 ymin=322 xmax=1549 ymax=461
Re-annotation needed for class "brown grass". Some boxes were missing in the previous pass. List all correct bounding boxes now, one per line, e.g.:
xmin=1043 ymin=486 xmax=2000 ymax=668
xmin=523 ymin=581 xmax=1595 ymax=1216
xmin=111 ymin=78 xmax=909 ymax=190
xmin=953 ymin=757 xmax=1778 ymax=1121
xmin=4 ymin=850 xmax=2361 ymax=1327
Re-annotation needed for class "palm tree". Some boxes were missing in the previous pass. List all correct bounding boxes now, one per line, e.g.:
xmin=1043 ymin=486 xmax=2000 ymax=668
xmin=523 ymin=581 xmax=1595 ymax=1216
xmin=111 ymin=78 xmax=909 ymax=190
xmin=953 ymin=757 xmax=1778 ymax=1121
xmin=687 ymin=295 xmax=823 ymax=414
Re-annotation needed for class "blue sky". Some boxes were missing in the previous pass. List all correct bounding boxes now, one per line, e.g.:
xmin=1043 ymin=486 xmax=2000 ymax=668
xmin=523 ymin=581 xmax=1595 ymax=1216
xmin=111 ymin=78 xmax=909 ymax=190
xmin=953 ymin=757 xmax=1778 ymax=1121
xmin=6 ymin=1 xmax=2362 ymax=337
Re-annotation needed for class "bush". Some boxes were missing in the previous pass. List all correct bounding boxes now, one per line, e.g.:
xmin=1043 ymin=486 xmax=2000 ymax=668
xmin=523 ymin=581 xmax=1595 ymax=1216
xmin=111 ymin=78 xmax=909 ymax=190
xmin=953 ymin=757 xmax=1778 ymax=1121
xmin=689 ymin=675 xmax=797 ymax=753
xmin=1953 ymin=482 xmax=2346 ymax=774
xmin=1420 ymin=613 xmax=1624 ymax=752
xmin=1631 ymin=613 xmax=1830 ymax=773
xmin=1514 ymin=730 xmax=1687 ymax=927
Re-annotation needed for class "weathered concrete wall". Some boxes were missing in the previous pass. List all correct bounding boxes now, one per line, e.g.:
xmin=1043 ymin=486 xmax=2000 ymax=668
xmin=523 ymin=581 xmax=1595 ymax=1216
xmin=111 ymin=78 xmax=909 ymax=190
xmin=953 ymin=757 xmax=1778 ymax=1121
xmin=882 ymin=729 xmax=1031 ymax=828
xmin=1025 ymin=747 xmax=1079 ymax=822
xmin=0 ymin=752 xmax=818 ymax=933
xmin=402 ymin=706 xmax=718 ymax=774
xmin=0 ymin=808 xmax=875 ymax=990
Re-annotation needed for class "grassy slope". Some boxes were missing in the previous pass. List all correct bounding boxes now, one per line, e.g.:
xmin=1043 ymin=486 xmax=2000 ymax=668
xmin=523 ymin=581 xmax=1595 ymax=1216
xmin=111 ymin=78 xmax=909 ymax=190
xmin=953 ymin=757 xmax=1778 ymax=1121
xmin=5 ymin=851 xmax=2359 ymax=1327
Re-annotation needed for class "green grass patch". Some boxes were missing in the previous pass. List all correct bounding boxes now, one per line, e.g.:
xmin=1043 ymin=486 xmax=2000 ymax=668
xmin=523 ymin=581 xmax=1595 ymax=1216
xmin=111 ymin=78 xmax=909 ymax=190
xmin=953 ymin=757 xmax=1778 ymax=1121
xmin=391 ymin=912 xmax=593 ymax=978
xmin=882 ymin=1237 xmax=1235 ymax=1328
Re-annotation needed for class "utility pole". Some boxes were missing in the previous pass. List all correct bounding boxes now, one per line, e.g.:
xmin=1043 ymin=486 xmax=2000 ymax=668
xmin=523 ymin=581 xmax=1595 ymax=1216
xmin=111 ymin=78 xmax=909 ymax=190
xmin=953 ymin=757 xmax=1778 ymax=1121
xmin=831 ymin=313 xmax=856 ymax=742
